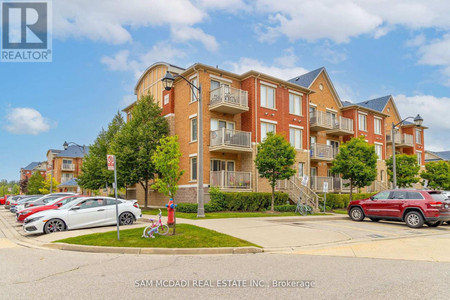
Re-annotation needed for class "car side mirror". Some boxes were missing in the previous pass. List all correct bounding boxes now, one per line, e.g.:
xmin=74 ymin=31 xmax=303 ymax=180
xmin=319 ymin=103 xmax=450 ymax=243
xmin=370 ymin=196 xmax=375 ymax=200
xmin=56 ymin=203 xmax=62 ymax=207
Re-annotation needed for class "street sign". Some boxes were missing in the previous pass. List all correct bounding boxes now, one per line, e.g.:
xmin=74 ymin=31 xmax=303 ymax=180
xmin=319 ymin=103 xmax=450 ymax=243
xmin=301 ymin=175 xmax=309 ymax=186
xmin=323 ymin=182 xmax=328 ymax=193
xmin=107 ymin=155 xmax=115 ymax=171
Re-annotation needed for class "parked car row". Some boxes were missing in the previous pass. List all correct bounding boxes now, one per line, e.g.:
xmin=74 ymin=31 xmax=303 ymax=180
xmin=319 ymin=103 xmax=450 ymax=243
xmin=348 ymin=189 xmax=450 ymax=228
xmin=2 ymin=193 xmax=142 ymax=234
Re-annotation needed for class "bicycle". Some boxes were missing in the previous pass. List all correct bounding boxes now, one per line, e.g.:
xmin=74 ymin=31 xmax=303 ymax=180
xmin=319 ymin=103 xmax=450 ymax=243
xmin=295 ymin=202 xmax=312 ymax=216
xmin=142 ymin=209 xmax=170 ymax=238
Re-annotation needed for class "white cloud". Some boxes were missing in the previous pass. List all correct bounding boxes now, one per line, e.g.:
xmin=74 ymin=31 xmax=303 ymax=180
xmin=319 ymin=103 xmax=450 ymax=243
xmin=4 ymin=107 xmax=51 ymax=135
xmin=394 ymin=94 xmax=450 ymax=151
xmin=405 ymin=34 xmax=426 ymax=47
xmin=417 ymin=34 xmax=450 ymax=85
xmin=227 ymin=50 xmax=308 ymax=80
xmin=195 ymin=0 xmax=250 ymax=13
xmin=170 ymin=26 xmax=219 ymax=51
xmin=121 ymin=95 xmax=136 ymax=107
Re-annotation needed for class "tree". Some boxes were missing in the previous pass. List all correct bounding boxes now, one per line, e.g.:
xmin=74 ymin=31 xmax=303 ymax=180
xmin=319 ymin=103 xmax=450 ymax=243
xmin=386 ymin=154 xmax=420 ymax=188
xmin=39 ymin=174 xmax=60 ymax=194
xmin=152 ymin=136 xmax=184 ymax=234
xmin=331 ymin=136 xmax=377 ymax=201
xmin=255 ymin=132 xmax=296 ymax=211
xmin=19 ymin=178 xmax=29 ymax=194
xmin=111 ymin=95 xmax=169 ymax=207
xmin=420 ymin=161 xmax=450 ymax=190
xmin=27 ymin=171 xmax=45 ymax=195
xmin=78 ymin=112 xmax=125 ymax=190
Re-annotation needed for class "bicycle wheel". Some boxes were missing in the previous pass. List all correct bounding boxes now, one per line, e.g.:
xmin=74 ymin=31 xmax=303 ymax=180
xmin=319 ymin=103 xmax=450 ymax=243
xmin=142 ymin=226 xmax=155 ymax=238
xmin=157 ymin=225 xmax=170 ymax=235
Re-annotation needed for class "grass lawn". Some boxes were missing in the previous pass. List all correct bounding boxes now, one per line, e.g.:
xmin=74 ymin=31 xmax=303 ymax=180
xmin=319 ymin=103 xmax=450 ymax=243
xmin=141 ymin=208 xmax=329 ymax=219
xmin=54 ymin=224 xmax=260 ymax=248
xmin=332 ymin=209 xmax=348 ymax=215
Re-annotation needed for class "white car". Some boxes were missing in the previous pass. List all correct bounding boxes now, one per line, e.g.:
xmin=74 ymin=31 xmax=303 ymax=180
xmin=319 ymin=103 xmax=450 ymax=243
xmin=23 ymin=197 xmax=142 ymax=234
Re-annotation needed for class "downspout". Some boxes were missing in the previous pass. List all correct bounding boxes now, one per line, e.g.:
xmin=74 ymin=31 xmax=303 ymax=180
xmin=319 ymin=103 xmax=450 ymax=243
xmin=306 ymin=91 xmax=311 ymax=184
xmin=255 ymin=73 xmax=261 ymax=192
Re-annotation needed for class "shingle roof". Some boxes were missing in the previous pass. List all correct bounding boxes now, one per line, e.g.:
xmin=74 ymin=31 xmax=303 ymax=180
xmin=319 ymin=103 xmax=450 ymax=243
xmin=342 ymin=101 xmax=353 ymax=107
xmin=48 ymin=149 xmax=62 ymax=154
xmin=288 ymin=67 xmax=325 ymax=88
xmin=58 ymin=178 xmax=79 ymax=187
xmin=56 ymin=145 xmax=89 ymax=158
xmin=426 ymin=151 xmax=450 ymax=162
xmin=354 ymin=95 xmax=391 ymax=113
xmin=23 ymin=162 xmax=40 ymax=170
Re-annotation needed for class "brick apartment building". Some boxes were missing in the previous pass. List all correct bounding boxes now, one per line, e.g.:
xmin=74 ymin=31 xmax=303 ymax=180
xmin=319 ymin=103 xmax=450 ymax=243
xmin=123 ymin=62 xmax=427 ymax=206
xmin=20 ymin=161 xmax=47 ymax=181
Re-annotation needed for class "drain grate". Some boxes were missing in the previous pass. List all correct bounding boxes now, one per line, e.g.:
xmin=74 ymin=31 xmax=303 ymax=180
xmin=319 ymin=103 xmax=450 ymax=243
xmin=367 ymin=234 xmax=385 ymax=238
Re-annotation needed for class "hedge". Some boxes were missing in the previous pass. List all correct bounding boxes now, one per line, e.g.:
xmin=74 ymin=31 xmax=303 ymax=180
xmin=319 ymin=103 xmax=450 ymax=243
xmin=210 ymin=188 xmax=289 ymax=211
xmin=318 ymin=193 xmax=376 ymax=209
xmin=176 ymin=203 xmax=220 ymax=213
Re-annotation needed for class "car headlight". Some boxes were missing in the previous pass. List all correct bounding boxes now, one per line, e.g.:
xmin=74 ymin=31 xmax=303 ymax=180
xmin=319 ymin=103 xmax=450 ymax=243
xmin=25 ymin=216 xmax=43 ymax=224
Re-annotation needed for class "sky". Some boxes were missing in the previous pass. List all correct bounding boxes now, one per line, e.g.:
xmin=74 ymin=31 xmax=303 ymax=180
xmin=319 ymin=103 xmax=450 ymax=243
xmin=1 ymin=0 xmax=450 ymax=181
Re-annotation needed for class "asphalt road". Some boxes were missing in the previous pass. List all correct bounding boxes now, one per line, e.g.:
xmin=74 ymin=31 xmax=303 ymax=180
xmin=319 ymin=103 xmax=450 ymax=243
xmin=1 ymin=245 xmax=449 ymax=299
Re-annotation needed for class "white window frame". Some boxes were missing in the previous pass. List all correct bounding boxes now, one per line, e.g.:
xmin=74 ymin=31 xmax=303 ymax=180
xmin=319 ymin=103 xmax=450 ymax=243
xmin=374 ymin=143 xmax=383 ymax=160
xmin=289 ymin=126 xmax=303 ymax=149
xmin=358 ymin=113 xmax=367 ymax=131
xmin=298 ymin=162 xmax=304 ymax=178
xmin=190 ymin=118 xmax=197 ymax=142
xmin=289 ymin=93 xmax=302 ymax=116
xmin=164 ymin=94 xmax=169 ymax=105
xmin=260 ymin=84 xmax=276 ymax=109
xmin=210 ymin=159 xmax=236 ymax=172
xmin=190 ymin=156 xmax=197 ymax=181
xmin=210 ymin=118 xmax=235 ymax=131
xmin=416 ymin=129 xmax=422 ymax=144
xmin=374 ymin=117 xmax=382 ymax=135
xmin=260 ymin=121 xmax=276 ymax=141
xmin=417 ymin=151 xmax=422 ymax=166
xmin=190 ymin=77 xmax=198 ymax=103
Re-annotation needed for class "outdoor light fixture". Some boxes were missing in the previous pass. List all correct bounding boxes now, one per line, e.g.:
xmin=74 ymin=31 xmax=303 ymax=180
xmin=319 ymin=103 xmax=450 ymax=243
xmin=391 ymin=114 xmax=424 ymax=189
xmin=161 ymin=71 xmax=205 ymax=218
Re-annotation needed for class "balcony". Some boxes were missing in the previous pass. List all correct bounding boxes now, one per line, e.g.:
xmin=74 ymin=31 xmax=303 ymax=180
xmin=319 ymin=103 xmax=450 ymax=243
xmin=325 ymin=116 xmax=354 ymax=136
xmin=210 ymin=171 xmax=251 ymax=190
xmin=310 ymin=176 xmax=357 ymax=193
xmin=387 ymin=133 xmax=414 ymax=148
xmin=310 ymin=144 xmax=337 ymax=161
xmin=209 ymin=128 xmax=252 ymax=153
xmin=209 ymin=86 xmax=249 ymax=114
xmin=61 ymin=164 xmax=75 ymax=171
xmin=310 ymin=111 xmax=332 ymax=131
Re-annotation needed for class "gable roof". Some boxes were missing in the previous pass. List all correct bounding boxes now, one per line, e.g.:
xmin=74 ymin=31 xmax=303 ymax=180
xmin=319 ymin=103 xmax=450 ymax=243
xmin=288 ymin=67 xmax=324 ymax=88
xmin=56 ymin=145 xmax=89 ymax=158
xmin=425 ymin=151 xmax=450 ymax=162
xmin=355 ymin=95 xmax=391 ymax=112
xmin=23 ymin=162 xmax=40 ymax=170
xmin=58 ymin=178 xmax=79 ymax=187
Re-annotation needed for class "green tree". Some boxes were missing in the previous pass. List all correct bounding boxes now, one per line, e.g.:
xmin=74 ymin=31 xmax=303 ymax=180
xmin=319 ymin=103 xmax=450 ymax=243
xmin=12 ymin=184 xmax=19 ymax=194
xmin=386 ymin=154 xmax=420 ymax=188
xmin=78 ymin=112 xmax=125 ymax=190
xmin=255 ymin=132 xmax=296 ymax=211
xmin=111 ymin=95 xmax=169 ymax=207
xmin=152 ymin=136 xmax=184 ymax=234
xmin=331 ymin=136 xmax=377 ymax=201
xmin=27 ymin=171 xmax=45 ymax=195
xmin=39 ymin=174 xmax=60 ymax=194
xmin=420 ymin=161 xmax=450 ymax=190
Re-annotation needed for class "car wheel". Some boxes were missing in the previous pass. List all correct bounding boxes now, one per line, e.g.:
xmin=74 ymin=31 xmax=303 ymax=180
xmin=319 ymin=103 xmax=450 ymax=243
xmin=370 ymin=218 xmax=380 ymax=222
xmin=349 ymin=207 xmax=365 ymax=221
xmin=404 ymin=211 xmax=424 ymax=228
xmin=44 ymin=219 xmax=66 ymax=234
xmin=425 ymin=221 xmax=442 ymax=227
xmin=119 ymin=212 xmax=134 ymax=225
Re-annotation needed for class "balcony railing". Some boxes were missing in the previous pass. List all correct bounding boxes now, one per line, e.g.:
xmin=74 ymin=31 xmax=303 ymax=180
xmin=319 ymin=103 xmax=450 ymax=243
xmin=310 ymin=144 xmax=337 ymax=161
xmin=210 ymin=171 xmax=251 ymax=189
xmin=209 ymin=86 xmax=249 ymax=114
xmin=310 ymin=176 xmax=358 ymax=192
xmin=310 ymin=111 xmax=332 ymax=130
xmin=326 ymin=116 xmax=354 ymax=135
xmin=387 ymin=133 xmax=414 ymax=147
xmin=210 ymin=128 xmax=252 ymax=153
xmin=62 ymin=164 xmax=75 ymax=171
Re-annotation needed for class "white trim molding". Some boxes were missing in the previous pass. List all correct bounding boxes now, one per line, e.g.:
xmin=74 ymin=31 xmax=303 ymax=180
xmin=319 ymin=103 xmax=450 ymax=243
xmin=289 ymin=124 xmax=304 ymax=130
xmin=260 ymin=118 xmax=278 ymax=125
xmin=189 ymin=113 xmax=197 ymax=119
xmin=260 ymin=80 xmax=277 ymax=89
xmin=209 ymin=74 xmax=232 ymax=83
xmin=189 ymin=153 xmax=197 ymax=157
xmin=164 ymin=113 xmax=175 ymax=118
xmin=288 ymin=89 xmax=303 ymax=96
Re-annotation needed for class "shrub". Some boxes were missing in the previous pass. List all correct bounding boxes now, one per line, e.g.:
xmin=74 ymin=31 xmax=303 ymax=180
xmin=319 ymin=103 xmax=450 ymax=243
xmin=318 ymin=193 xmax=375 ymax=209
xmin=218 ymin=192 xmax=289 ymax=211
xmin=176 ymin=203 xmax=221 ymax=213
xmin=273 ymin=205 xmax=296 ymax=212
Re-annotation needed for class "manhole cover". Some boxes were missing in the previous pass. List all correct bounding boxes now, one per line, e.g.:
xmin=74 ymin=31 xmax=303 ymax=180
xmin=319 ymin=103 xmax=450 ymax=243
xmin=368 ymin=234 xmax=385 ymax=238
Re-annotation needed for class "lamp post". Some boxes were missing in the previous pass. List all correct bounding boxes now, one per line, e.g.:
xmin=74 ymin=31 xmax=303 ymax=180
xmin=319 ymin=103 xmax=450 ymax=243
xmin=162 ymin=71 xmax=205 ymax=218
xmin=391 ymin=114 xmax=423 ymax=189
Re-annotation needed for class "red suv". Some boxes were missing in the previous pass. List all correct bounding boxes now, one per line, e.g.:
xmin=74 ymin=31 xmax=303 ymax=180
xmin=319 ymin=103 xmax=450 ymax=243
xmin=348 ymin=189 xmax=450 ymax=228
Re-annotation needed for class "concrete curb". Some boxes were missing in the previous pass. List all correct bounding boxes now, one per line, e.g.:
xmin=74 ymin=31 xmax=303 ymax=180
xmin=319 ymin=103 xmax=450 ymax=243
xmin=44 ymin=243 xmax=263 ymax=255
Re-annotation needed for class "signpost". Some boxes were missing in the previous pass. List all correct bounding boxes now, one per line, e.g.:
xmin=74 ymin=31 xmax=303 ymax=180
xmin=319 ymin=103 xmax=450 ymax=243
xmin=107 ymin=155 xmax=120 ymax=241
xmin=323 ymin=182 xmax=328 ymax=213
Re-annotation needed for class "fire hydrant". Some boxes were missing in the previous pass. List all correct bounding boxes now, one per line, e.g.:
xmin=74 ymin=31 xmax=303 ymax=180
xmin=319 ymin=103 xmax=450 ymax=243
xmin=166 ymin=198 xmax=176 ymax=225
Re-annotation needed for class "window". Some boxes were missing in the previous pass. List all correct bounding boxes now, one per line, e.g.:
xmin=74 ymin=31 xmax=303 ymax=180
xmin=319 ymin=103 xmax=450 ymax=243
xmin=358 ymin=113 xmax=367 ymax=131
xmin=190 ymin=77 xmax=198 ymax=102
xmin=164 ymin=94 xmax=169 ymax=105
xmin=372 ymin=191 xmax=390 ymax=200
xmin=327 ymin=111 xmax=337 ymax=127
xmin=210 ymin=119 xmax=235 ymax=131
xmin=261 ymin=122 xmax=276 ymax=140
xmin=327 ymin=140 xmax=339 ymax=156
xmin=417 ymin=151 xmax=422 ymax=166
xmin=389 ymin=191 xmax=408 ymax=200
xmin=298 ymin=163 xmax=304 ymax=177
xmin=210 ymin=160 xmax=235 ymax=172
xmin=289 ymin=93 xmax=302 ymax=115
xmin=289 ymin=127 xmax=302 ymax=149
xmin=106 ymin=199 xmax=121 ymax=205
xmin=374 ymin=144 xmax=382 ymax=160
xmin=407 ymin=192 xmax=424 ymax=200
xmin=190 ymin=157 xmax=197 ymax=181
xmin=63 ymin=159 xmax=72 ymax=165
xmin=211 ymin=79 xmax=220 ymax=91
xmin=374 ymin=118 xmax=382 ymax=135
xmin=77 ymin=199 xmax=104 ymax=209
xmin=61 ymin=173 xmax=73 ymax=183
xmin=416 ymin=129 xmax=422 ymax=144
xmin=260 ymin=85 xmax=275 ymax=109
xmin=309 ymin=106 xmax=317 ymax=120
xmin=190 ymin=118 xmax=197 ymax=142
xmin=310 ymin=136 xmax=316 ymax=145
